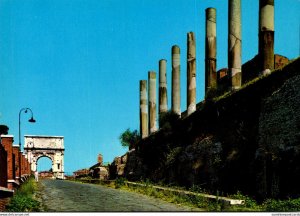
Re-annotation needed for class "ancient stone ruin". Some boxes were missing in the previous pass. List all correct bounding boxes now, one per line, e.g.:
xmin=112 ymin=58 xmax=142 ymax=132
xmin=111 ymin=0 xmax=299 ymax=200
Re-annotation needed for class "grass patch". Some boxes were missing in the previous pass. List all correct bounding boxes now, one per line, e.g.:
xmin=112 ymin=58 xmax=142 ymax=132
xmin=117 ymin=180 xmax=233 ymax=211
xmin=5 ymin=178 xmax=41 ymax=212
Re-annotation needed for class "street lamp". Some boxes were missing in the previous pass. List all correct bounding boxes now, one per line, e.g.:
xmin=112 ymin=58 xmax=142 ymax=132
xmin=19 ymin=108 xmax=36 ymax=148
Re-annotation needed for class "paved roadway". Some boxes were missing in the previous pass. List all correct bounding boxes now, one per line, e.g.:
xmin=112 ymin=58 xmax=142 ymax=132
xmin=36 ymin=179 xmax=200 ymax=212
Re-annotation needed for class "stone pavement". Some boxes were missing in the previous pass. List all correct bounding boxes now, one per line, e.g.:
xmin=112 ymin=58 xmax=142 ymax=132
xmin=36 ymin=179 xmax=201 ymax=212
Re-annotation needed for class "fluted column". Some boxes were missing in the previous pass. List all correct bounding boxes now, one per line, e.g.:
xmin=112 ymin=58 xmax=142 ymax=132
xmin=139 ymin=80 xmax=148 ymax=138
xmin=228 ymin=0 xmax=242 ymax=90
xmin=171 ymin=45 xmax=181 ymax=116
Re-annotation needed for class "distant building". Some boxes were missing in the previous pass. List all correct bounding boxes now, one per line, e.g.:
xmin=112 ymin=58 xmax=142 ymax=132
xmin=73 ymin=169 xmax=89 ymax=178
xmin=39 ymin=171 xmax=54 ymax=179
xmin=89 ymin=154 xmax=109 ymax=180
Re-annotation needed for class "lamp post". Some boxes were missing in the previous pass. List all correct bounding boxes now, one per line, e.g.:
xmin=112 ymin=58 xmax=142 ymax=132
xmin=19 ymin=108 xmax=36 ymax=148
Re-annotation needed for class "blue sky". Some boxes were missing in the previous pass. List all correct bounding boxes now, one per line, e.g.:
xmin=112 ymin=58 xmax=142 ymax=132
xmin=0 ymin=0 xmax=299 ymax=174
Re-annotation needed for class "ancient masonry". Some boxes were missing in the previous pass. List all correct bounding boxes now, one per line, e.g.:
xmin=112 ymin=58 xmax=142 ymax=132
xmin=138 ymin=0 xmax=277 ymax=138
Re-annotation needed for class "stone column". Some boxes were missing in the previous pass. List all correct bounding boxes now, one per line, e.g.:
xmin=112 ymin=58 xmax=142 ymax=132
xmin=205 ymin=8 xmax=217 ymax=96
xmin=259 ymin=0 xmax=274 ymax=75
xmin=139 ymin=80 xmax=148 ymax=138
xmin=187 ymin=32 xmax=196 ymax=115
xmin=148 ymin=71 xmax=157 ymax=133
xmin=159 ymin=59 xmax=168 ymax=125
xmin=228 ymin=0 xmax=242 ymax=90
xmin=171 ymin=45 xmax=181 ymax=116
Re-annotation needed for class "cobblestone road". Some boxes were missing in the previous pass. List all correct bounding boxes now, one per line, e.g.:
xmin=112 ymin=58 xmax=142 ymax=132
xmin=37 ymin=179 xmax=200 ymax=212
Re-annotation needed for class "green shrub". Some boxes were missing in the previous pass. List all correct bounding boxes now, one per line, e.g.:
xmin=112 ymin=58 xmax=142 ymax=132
xmin=6 ymin=178 xmax=40 ymax=212
xmin=230 ymin=191 xmax=260 ymax=210
xmin=263 ymin=198 xmax=300 ymax=211
xmin=6 ymin=196 xmax=40 ymax=212
xmin=115 ymin=177 xmax=126 ymax=189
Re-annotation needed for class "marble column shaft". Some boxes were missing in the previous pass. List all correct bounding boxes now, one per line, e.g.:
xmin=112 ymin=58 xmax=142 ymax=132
xmin=172 ymin=45 xmax=181 ymax=116
xmin=205 ymin=8 xmax=217 ymax=95
xmin=228 ymin=0 xmax=242 ymax=90
xmin=139 ymin=80 xmax=148 ymax=138
xmin=187 ymin=32 xmax=196 ymax=115
xmin=148 ymin=71 xmax=157 ymax=133
xmin=159 ymin=59 xmax=168 ymax=126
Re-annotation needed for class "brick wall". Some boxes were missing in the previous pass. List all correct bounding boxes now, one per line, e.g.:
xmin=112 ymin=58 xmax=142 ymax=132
xmin=0 ymin=143 xmax=7 ymax=187
xmin=1 ymin=135 xmax=14 ymax=189
xmin=21 ymin=154 xmax=25 ymax=176
xmin=12 ymin=146 xmax=21 ymax=181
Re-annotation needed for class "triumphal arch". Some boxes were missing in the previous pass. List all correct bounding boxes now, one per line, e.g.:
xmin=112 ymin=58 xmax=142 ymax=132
xmin=24 ymin=135 xmax=65 ymax=179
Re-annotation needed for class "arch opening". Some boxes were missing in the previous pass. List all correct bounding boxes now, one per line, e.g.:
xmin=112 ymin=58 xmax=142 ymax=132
xmin=37 ymin=156 xmax=54 ymax=179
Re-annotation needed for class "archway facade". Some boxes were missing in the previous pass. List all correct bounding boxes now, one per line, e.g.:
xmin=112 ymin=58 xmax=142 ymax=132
xmin=24 ymin=135 xmax=64 ymax=179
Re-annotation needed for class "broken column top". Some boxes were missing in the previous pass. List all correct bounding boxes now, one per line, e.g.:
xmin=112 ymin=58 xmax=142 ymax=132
xmin=148 ymin=71 xmax=156 ymax=78
xmin=172 ymin=45 xmax=180 ymax=54
xmin=206 ymin=7 xmax=216 ymax=18
xmin=260 ymin=0 xmax=274 ymax=6
xmin=259 ymin=0 xmax=274 ymax=31
xmin=206 ymin=8 xmax=217 ymax=38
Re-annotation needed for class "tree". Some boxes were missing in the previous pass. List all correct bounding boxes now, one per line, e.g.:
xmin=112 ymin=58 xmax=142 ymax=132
xmin=0 ymin=125 xmax=9 ymax=135
xmin=119 ymin=128 xmax=140 ymax=149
